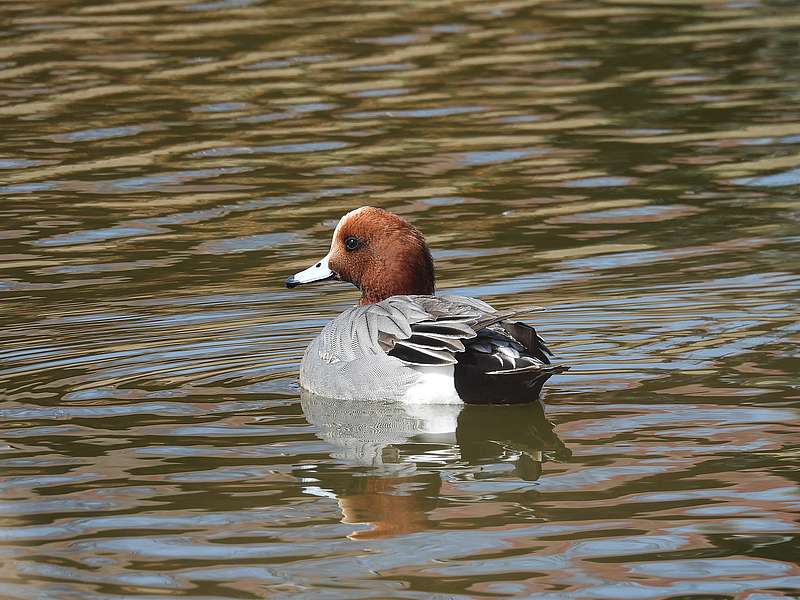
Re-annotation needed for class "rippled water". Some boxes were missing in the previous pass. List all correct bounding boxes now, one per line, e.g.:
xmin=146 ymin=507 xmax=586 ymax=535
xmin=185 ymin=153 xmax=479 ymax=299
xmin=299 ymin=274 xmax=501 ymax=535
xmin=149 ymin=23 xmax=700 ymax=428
xmin=2 ymin=1 xmax=800 ymax=598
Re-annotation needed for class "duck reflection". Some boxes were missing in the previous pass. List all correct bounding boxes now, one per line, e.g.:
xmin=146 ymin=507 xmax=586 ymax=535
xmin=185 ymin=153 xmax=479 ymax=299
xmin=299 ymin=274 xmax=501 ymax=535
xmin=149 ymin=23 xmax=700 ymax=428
xmin=299 ymin=391 xmax=570 ymax=538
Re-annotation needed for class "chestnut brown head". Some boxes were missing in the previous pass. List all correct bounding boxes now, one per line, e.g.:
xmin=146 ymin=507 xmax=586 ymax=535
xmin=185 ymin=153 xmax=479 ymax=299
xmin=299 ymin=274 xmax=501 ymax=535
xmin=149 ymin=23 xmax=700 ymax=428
xmin=286 ymin=207 xmax=435 ymax=304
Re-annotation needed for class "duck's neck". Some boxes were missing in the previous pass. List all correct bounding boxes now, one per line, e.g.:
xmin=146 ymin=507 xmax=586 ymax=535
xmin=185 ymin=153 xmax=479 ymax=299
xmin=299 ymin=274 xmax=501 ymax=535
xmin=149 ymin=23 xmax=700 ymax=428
xmin=359 ymin=277 xmax=434 ymax=304
xmin=358 ymin=257 xmax=435 ymax=305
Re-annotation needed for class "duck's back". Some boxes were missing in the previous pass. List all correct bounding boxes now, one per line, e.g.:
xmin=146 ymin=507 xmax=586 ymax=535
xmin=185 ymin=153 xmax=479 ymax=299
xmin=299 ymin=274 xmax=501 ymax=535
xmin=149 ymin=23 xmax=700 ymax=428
xmin=299 ymin=295 xmax=566 ymax=403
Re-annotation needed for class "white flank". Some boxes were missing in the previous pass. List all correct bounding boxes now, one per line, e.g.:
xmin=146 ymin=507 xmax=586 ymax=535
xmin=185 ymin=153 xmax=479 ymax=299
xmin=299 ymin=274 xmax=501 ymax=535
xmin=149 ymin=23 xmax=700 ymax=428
xmin=401 ymin=365 xmax=464 ymax=405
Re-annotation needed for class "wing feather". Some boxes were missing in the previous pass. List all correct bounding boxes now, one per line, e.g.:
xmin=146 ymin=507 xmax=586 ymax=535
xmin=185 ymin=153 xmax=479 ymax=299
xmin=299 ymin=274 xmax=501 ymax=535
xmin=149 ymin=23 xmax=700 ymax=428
xmin=390 ymin=342 xmax=458 ymax=365
xmin=410 ymin=321 xmax=476 ymax=338
xmin=402 ymin=333 xmax=466 ymax=353
xmin=318 ymin=295 xmax=559 ymax=375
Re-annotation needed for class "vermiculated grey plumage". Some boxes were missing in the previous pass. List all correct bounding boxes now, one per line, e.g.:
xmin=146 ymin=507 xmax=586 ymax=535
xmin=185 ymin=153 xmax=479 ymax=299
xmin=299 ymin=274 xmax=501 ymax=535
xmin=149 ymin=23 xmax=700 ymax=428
xmin=300 ymin=294 xmax=568 ymax=404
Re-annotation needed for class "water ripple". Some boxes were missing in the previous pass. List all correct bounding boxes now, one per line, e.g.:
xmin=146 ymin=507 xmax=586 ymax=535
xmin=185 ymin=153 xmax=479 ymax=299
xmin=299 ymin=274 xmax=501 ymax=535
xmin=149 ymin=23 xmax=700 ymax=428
xmin=1 ymin=0 xmax=799 ymax=598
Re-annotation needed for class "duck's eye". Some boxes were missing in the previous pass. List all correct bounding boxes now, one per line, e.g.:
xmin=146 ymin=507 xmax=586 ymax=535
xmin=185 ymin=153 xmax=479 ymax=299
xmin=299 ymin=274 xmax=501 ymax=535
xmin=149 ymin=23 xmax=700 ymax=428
xmin=344 ymin=236 xmax=362 ymax=251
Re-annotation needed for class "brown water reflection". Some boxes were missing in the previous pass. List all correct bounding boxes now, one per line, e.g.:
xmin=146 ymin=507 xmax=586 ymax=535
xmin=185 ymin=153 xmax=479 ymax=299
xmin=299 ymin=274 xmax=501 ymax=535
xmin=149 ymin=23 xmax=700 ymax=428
xmin=2 ymin=0 xmax=800 ymax=598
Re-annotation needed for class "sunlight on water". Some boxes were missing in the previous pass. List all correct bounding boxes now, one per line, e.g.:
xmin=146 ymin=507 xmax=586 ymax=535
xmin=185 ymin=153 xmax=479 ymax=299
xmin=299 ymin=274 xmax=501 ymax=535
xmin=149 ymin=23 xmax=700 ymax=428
xmin=1 ymin=0 xmax=799 ymax=598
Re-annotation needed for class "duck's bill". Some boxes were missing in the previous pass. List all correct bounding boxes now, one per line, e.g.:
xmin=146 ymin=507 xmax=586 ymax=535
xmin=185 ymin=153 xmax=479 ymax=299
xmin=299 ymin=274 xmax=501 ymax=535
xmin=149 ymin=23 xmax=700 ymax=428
xmin=286 ymin=255 xmax=336 ymax=288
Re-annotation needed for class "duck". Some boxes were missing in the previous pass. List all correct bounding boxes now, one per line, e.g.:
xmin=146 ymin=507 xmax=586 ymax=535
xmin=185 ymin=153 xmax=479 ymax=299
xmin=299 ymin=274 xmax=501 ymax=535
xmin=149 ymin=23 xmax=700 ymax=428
xmin=286 ymin=206 xmax=568 ymax=404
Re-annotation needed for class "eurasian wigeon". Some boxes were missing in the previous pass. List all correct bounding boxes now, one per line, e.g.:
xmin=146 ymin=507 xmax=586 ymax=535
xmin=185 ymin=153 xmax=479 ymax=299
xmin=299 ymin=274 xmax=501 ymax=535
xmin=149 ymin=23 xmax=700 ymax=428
xmin=286 ymin=206 xmax=567 ymax=404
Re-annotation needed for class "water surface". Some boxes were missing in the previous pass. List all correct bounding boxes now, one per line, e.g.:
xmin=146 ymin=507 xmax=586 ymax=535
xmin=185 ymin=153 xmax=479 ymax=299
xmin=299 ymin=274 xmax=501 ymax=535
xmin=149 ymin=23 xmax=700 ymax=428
xmin=1 ymin=0 xmax=799 ymax=598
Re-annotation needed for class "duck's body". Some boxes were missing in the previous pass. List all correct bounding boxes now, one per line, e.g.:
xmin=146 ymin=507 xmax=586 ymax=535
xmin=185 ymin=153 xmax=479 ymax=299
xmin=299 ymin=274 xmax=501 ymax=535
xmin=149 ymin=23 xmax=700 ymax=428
xmin=300 ymin=294 xmax=564 ymax=404
xmin=287 ymin=207 xmax=567 ymax=404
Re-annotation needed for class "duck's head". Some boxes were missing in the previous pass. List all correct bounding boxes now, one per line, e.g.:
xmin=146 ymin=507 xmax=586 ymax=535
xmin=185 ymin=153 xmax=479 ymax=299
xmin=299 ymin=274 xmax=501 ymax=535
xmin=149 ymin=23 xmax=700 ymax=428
xmin=286 ymin=206 xmax=435 ymax=304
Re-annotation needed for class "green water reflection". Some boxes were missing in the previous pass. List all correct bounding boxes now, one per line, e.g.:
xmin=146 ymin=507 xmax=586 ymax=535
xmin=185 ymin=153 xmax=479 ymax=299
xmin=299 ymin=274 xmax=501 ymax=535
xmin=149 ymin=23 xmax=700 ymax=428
xmin=1 ymin=0 xmax=799 ymax=598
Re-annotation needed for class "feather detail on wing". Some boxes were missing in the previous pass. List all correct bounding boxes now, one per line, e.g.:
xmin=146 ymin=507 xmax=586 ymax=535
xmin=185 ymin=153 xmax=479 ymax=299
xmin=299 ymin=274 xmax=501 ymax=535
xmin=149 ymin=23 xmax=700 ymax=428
xmin=318 ymin=294 xmax=557 ymax=371
xmin=382 ymin=296 xmax=548 ymax=367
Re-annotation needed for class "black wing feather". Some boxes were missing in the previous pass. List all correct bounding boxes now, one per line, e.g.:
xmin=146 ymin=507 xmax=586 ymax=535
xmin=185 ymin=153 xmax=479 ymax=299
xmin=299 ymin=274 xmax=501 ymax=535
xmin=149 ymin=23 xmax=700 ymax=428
xmin=502 ymin=321 xmax=553 ymax=364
